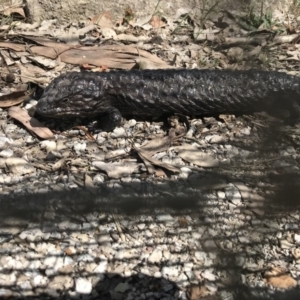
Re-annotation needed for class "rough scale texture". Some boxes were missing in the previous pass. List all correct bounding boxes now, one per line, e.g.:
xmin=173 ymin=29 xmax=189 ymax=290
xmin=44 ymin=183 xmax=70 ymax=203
xmin=36 ymin=69 xmax=300 ymax=131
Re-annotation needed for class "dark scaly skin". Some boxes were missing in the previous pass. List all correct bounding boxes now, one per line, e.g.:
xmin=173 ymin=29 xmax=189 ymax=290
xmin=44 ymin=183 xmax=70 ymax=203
xmin=36 ymin=69 xmax=300 ymax=131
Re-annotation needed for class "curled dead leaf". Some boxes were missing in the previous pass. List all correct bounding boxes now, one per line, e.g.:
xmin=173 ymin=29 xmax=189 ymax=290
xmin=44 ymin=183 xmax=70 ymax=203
xmin=5 ymin=157 xmax=35 ymax=175
xmin=18 ymin=63 xmax=48 ymax=84
xmin=141 ymin=136 xmax=173 ymax=155
xmin=150 ymin=15 xmax=167 ymax=28
xmin=219 ymin=114 xmax=235 ymax=124
xmin=90 ymin=11 xmax=113 ymax=28
xmin=264 ymin=267 xmax=297 ymax=289
xmin=266 ymin=274 xmax=297 ymax=289
xmin=0 ymin=42 xmax=171 ymax=70
xmin=187 ymin=284 xmax=210 ymax=300
xmin=92 ymin=161 xmax=141 ymax=178
xmin=0 ymin=90 xmax=33 ymax=108
xmin=175 ymin=144 xmax=219 ymax=168
xmin=52 ymin=158 xmax=66 ymax=171
xmin=134 ymin=146 xmax=180 ymax=174
xmin=3 ymin=7 xmax=25 ymax=18
xmin=8 ymin=106 xmax=54 ymax=140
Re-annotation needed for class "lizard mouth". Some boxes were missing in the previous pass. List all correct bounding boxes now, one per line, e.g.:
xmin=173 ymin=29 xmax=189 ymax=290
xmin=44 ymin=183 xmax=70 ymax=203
xmin=36 ymin=99 xmax=98 ymax=118
xmin=36 ymin=99 xmax=51 ymax=116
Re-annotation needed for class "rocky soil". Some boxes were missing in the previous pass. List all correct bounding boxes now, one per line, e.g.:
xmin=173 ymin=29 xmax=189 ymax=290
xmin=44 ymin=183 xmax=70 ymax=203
xmin=1 ymin=1 xmax=300 ymax=299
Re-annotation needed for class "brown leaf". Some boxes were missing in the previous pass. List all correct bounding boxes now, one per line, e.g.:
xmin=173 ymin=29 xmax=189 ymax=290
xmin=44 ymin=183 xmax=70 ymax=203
xmin=134 ymin=146 xmax=180 ymax=174
xmin=3 ymin=7 xmax=25 ymax=18
xmin=84 ymin=173 xmax=95 ymax=189
xmin=154 ymin=168 xmax=167 ymax=177
xmin=187 ymin=284 xmax=210 ymax=300
xmin=0 ymin=42 xmax=25 ymax=51
xmin=0 ymin=50 xmax=14 ymax=65
xmin=5 ymin=157 xmax=35 ymax=175
xmin=0 ymin=41 xmax=172 ymax=70
xmin=113 ymin=34 xmax=149 ymax=43
xmin=27 ymin=55 xmax=57 ymax=69
xmin=219 ymin=114 xmax=235 ymax=124
xmin=18 ymin=63 xmax=48 ymax=84
xmin=90 ymin=11 xmax=113 ymax=28
xmin=266 ymin=274 xmax=297 ymax=289
xmin=8 ymin=106 xmax=54 ymax=140
xmin=141 ymin=136 xmax=173 ymax=156
xmin=82 ymin=64 xmax=109 ymax=72
xmin=264 ymin=267 xmax=297 ymax=289
xmin=82 ymin=63 xmax=95 ymax=69
xmin=73 ymin=126 xmax=95 ymax=140
xmin=138 ymin=151 xmax=157 ymax=175
xmin=150 ymin=15 xmax=166 ymax=28
xmin=52 ymin=158 xmax=66 ymax=171
xmin=0 ymin=90 xmax=33 ymax=108
xmin=92 ymin=161 xmax=141 ymax=178
xmin=175 ymin=144 xmax=219 ymax=168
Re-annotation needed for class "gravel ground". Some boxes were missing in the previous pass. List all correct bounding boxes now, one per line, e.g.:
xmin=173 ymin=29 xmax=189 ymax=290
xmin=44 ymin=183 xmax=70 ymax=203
xmin=1 ymin=112 xmax=300 ymax=300
xmin=1 ymin=2 xmax=300 ymax=300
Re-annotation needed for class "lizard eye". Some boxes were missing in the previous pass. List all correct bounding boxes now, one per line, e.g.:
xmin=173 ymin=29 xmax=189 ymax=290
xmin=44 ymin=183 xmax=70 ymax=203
xmin=62 ymin=98 xmax=69 ymax=103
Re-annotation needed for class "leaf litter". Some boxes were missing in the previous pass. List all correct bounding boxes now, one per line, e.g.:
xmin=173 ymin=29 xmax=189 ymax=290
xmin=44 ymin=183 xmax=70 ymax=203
xmin=8 ymin=106 xmax=54 ymax=140
xmin=0 ymin=89 xmax=32 ymax=107
xmin=1 ymin=1 xmax=300 ymax=179
xmin=1 ymin=3 xmax=300 ymax=299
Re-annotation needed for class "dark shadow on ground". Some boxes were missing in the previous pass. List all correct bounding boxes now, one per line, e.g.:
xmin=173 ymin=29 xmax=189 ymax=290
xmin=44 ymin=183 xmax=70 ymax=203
xmin=1 ymin=117 xmax=300 ymax=299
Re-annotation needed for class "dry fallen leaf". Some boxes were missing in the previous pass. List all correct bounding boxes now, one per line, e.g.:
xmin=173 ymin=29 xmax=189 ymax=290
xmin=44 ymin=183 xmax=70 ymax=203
xmin=5 ymin=157 xmax=35 ymax=175
xmin=84 ymin=173 xmax=98 ymax=195
xmin=0 ymin=41 xmax=172 ymax=70
xmin=134 ymin=59 xmax=163 ymax=70
xmin=3 ymin=7 xmax=25 ymax=18
xmin=27 ymin=55 xmax=57 ymax=69
xmin=219 ymin=114 xmax=235 ymax=124
xmin=134 ymin=146 xmax=180 ymax=174
xmin=187 ymin=284 xmax=210 ymax=300
xmin=73 ymin=126 xmax=95 ymax=140
xmin=175 ymin=144 xmax=219 ymax=168
xmin=154 ymin=168 xmax=167 ymax=177
xmin=141 ymin=136 xmax=173 ymax=155
xmin=113 ymin=33 xmax=149 ymax=43
xmin=52 ymin=24 xmax=97 ymax=45
xmin=84 ymin=173 xmax=95 ymax=189
xmin=92 ymin=161 xmax=141 ymax=178
xmin=266 ymin=274 xmax=297 ymax=289
xmin=0 ymin=90 xmax=32 ymax=108
xmin=150 ymin=15 xmax=167 ymax=28
xmin=52 ymin=158 xmax=66 ymax=171
xmin=83 ymin=64 xmax=109 ymax=72
xmin=18 ymin=63 xmax=48 ymax=84
xmin=0 ymin=42 xmax=25 ymax=51
xmin=8 ymin=106 xmax=55 ymax=140
xmin=90 ymin=11 xmax=114 ymax=28
xmin=264 ymin=267 xmax=297 ymax=289
xmin=1 ymin=50 xmax=14 ymax=66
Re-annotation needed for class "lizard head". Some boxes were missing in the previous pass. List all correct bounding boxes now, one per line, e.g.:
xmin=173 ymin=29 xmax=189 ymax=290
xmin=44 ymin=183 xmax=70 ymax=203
xmin=36 ymin=72 xmax=107 ymax=118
